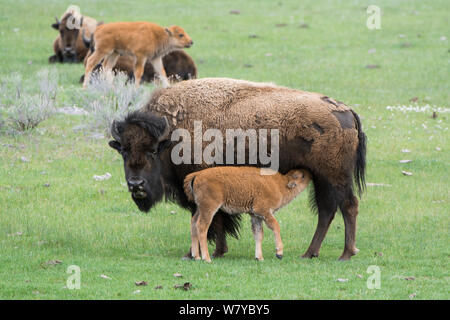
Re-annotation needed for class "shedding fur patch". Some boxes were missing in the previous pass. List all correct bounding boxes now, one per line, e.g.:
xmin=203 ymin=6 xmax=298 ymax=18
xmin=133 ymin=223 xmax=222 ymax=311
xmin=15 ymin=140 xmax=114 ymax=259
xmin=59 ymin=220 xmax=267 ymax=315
xmin=332 ymin=110 xmax=355 ymax=129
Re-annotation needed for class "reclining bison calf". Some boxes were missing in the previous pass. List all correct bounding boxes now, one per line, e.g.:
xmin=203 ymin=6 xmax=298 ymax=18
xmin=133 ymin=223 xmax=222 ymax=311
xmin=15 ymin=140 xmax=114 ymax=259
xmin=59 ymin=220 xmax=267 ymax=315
xmin=108 ymin=78 xmax=367 ymax=261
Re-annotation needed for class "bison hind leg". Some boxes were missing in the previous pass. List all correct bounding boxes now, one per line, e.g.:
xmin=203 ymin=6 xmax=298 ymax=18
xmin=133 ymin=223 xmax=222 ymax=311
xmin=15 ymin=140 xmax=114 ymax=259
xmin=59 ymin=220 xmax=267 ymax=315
xmin=302 ymin=176 xmax=340 ymax=259
xmin=338 ymin=190 xmax=360 ymax=261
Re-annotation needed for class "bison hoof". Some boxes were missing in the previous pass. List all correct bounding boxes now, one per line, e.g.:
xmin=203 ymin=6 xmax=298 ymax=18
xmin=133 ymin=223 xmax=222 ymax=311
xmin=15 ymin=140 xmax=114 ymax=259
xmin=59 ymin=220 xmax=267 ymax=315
xmin=338 ymin=248 xmax=359 ymax=261
xmin=301 ymin=252 xmax=319 ymax=259
xmin=212 ymin=248 xmax=228 ymax=258
xmin=276 ymin=254 xmax=283 ymax=260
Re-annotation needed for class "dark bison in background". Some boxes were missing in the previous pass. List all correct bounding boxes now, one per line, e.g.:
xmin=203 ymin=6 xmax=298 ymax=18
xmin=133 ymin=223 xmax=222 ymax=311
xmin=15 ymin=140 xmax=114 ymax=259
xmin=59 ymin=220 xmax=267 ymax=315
xmin=49 ymin=10 xmax=98 ymax=63
xmin=108 ymin=78 xmax=367 ymax=261
xmin=79 ymin=33 xmax=197 ymax=84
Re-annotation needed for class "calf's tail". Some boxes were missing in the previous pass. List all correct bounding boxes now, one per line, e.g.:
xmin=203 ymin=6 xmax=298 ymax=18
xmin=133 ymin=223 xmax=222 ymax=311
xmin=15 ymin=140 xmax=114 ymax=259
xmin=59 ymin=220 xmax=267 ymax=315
xmin=183 ymin=173 xmax=196 ymax=202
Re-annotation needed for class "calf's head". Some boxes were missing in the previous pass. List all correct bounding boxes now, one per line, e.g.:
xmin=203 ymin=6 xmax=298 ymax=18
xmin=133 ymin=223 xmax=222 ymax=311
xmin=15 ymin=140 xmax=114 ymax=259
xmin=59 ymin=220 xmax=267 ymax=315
xmin=165 ymin=25 xmax=193 ymax=49
xmin=286 ymin=169 xmax=311 ymax=191
xmin=52 ymin=13 xmax=83 ymax=62
xmin=109 ymin=112 xmax=171 ymax=212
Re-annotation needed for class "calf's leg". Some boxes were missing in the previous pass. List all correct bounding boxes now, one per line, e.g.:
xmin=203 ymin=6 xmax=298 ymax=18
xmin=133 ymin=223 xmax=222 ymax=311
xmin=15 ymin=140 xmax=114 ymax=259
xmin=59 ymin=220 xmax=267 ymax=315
xmin=195 ymin=205 xmax=220 ymax=263
xmin=103 ymin=52 xmax=120 ymax=72
xmin=258 ymin=211 xmax=283 ymax=259
xmin=190 ymin=213 xmax=200 ymax=260
xmin=251 ymin=215 xmax=264 ymax=261
xmin=150 ymin=56 xmax=169 ymax=88
xmin=83 ymin=50 xmax=108 ymax=88
xmin=133 ymin=56 xmax=147 ymax=88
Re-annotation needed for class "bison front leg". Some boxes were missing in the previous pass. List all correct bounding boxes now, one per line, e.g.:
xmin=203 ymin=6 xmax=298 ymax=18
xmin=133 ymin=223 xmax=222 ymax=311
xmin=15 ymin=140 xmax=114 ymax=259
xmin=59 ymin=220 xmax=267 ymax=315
xmin=133 ymin=56 xmax=147 ymax=88
xmin=83 ymin=50 xmax=108 ymax=88
xmin=251 ymin=215 xmax=264 ymax=261
xmin=182 ymin=211 xmax=229 ymax=260
xmin=150 ymin=56 xmax=169 ymax=88
xmin=210 ymin=212 xmax=229 ymax=258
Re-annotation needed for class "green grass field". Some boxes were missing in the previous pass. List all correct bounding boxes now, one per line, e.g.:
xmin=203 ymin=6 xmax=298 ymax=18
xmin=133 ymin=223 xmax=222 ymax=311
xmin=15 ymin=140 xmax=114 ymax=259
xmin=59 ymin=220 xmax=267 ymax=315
xmin=0 ymin=0 xmax=448 ymax=299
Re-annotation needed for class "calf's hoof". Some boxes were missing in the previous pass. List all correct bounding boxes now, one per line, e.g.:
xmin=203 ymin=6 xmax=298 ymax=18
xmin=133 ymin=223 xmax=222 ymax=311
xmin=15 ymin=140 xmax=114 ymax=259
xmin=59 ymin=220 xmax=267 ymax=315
xmin=276 ymin=254 xmax=283 ymax=260
xmin=255 ymin=257 xmax=264 ymax=261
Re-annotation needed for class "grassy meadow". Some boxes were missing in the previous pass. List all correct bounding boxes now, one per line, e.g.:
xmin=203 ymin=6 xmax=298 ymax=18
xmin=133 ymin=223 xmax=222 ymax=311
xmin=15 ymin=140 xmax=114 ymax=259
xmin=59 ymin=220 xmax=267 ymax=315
xmin=0 ymin=0 xmax=449 ymax=299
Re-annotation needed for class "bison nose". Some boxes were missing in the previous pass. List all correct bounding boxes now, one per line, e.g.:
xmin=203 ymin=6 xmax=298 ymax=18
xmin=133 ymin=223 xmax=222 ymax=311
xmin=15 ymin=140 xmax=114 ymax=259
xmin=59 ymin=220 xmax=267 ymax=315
xmin=127 ymin=177 xmax=145 ymax=190
xmin=190 ymin=40 xmax=194 ymax=45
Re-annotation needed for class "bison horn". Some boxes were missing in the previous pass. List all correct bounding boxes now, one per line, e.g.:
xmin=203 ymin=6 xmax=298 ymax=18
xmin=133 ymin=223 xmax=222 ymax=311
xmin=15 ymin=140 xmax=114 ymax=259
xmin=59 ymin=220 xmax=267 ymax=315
xmin=111 ymin=120 xmax=121 ymax=143
xmin=157 ymin=117 xmax=171 ymax=142
xmin=81 ymin=29 xmax=91 ymax=49
xmin=55 ymin=16 xmax=60 ymax=25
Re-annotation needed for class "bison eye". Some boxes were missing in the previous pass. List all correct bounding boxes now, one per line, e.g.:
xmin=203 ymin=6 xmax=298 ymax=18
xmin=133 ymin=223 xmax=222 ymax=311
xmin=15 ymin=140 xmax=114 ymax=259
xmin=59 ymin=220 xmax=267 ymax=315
xmin=179 ymin=34 xmax=184 ymax=38
xmin=146 ymin=151 xmax=157 ymax=159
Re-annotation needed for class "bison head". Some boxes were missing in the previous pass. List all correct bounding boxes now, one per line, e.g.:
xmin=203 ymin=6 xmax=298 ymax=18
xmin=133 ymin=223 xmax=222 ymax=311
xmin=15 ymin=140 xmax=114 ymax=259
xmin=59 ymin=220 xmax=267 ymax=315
xmin=108 ymin=112 xmax=172 ymax=212
xmin=165 ymin=25 xmax=193 ymax=49
xmin=52 ymin=13 xmax=83 ymax=62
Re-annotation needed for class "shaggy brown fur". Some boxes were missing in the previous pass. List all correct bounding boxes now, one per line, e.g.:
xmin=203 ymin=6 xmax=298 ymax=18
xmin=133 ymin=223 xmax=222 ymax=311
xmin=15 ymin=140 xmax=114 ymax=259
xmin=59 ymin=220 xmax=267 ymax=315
xmin=109 ymin=78 xmax=366 ymax=261
xmin=184 ymin=167 xmax=311 ymax=262
xmin=49 ymin=10 xmax=98 ymax=63
xmin=83 ymin=22 xmax=193 ymax=88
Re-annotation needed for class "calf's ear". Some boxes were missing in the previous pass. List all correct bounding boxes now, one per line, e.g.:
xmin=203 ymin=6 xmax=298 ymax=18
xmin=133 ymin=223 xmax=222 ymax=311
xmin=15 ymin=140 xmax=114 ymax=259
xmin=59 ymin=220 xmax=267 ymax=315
xmin=165 ymin=28 xmax=173 ymax=36
xmin=108 ymin=140 xmax=121 ymax=153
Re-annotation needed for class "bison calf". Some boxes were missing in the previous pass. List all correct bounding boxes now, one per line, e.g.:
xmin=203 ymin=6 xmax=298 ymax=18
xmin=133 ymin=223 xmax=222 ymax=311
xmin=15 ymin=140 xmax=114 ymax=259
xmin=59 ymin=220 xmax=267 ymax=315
xmin=184 ymin=167 xmax=311 ymax=262
xmin=83 ymin=22 xmax=193 ymax=88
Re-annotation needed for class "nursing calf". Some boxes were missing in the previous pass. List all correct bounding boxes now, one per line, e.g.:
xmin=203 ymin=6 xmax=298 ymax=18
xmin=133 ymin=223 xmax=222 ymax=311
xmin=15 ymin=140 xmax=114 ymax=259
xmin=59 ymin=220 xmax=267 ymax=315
xmin=184 ymin=167 xmax=311 ymax=262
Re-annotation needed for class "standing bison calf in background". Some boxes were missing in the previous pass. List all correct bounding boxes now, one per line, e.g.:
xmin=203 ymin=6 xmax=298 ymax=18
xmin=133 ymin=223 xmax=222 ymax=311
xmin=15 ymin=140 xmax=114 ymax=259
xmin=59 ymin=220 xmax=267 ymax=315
xmin=184 ymin=167 xmax=311 ymax=262
xmin=83 ymin=22 xmax=193 ymax=88
xmin=49 ymin=10 xmax=98 ymax=63
xmin=79 ymin=39 xmax=197 ymax=84
xmin=108 ymin=78 xmax=366 ymax=261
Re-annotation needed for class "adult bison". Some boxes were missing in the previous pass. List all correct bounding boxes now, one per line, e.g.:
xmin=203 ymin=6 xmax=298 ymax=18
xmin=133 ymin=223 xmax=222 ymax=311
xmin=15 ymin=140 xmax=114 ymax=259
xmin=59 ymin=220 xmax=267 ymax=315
xmin=49 ymin=10 xmax=98 ymax=63
xmin=108 ymin=78 xmax=367 ymax=261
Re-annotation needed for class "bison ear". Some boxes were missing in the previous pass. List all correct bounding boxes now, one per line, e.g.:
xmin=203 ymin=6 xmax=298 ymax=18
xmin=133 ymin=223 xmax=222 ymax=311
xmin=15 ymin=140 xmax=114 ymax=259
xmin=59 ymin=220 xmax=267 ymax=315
xmin=157 ymin=139 xmax=172 ymax=153
xmin=165 ymin=27 xmax=173 ymax=37
xmin=108 ymin=140 xmax=121 ymax=153
xmin=157 ymin=116 xmax=170 ymax=142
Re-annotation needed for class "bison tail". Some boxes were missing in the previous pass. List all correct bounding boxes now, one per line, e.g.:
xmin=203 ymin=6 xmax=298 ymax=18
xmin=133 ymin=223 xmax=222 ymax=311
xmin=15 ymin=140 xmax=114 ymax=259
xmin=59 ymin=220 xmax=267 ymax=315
xmin=351 ymin=110 xmax=367 ymax=196
xmin=183 ymin=173 xmax=196 ymax=202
